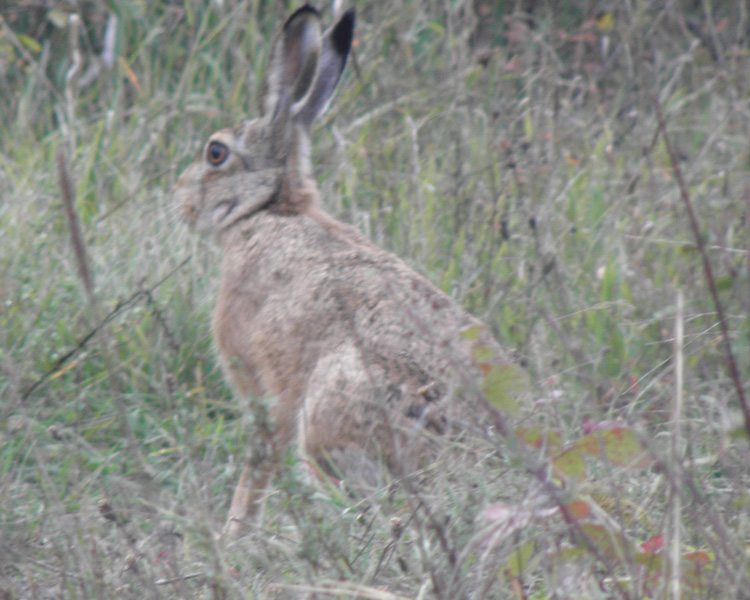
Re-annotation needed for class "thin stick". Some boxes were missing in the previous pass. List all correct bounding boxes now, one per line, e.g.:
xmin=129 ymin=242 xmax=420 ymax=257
xmin=654 ymin=99 xmax=750 ymax=438
xmin=670 ymin=290 xmax=684 ymax=600
xmin=21 ymin=257 xmax=189 ymax=402
xmin=57 ymin=149 xmax=94 ymax=308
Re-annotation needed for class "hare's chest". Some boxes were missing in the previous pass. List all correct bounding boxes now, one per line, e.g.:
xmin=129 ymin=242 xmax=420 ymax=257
xmin=212 ymin=290 xmax=265 ymax=397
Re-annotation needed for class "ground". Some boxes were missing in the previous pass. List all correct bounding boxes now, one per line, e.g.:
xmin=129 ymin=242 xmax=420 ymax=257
xmin=1 ymin=2 xmax=749 ymax=598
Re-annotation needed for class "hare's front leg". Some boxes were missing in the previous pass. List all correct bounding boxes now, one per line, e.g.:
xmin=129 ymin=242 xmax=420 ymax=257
xmin=222 ymin=394 xmax=300 ymax=540
xmin=223 ymin=458 xmax=275 ymax=540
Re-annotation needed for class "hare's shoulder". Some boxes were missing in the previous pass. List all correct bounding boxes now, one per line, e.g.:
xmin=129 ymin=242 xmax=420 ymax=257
xmin=306 ymin=211 xmax=506 ymax=379
xmin=303 ymin=209 xmax=490 ymax=338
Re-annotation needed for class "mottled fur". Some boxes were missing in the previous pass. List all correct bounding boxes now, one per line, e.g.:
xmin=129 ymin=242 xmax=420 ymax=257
xmin=174 ymin=5 xmax=510 ymax=539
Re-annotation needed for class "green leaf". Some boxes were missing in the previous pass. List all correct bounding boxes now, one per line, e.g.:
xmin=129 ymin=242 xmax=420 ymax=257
xmin=426 ymin=21 xmax=445 ymax=36
xmin=472 ymin=344 xmax=497 ymax=363
xmin=481 ymin=364 xmax=528 ymax=414
xmin=503 ymin=539 xmax=534 ymax=579
xmin=523 ymin=113 xmax=533 ymax=139
xmin=728 ymin=424 xmax=750 ymax=441
xmin=575 ymin=427 xmax=650 ymax=469
xmin=553 ymin=448 xmax=586 ymax=481
xmin=580 ymin=524 xmax=629 ymax=561
xmin=715 ymin=276 xmax=735 ymax=291
xmin=459 ymin=325 xmax=484 ymax=340
xmin=684 ymin=550 xmax=715 ymax=592
xmin=515 ymin=426 xmax=563 ymax=454
xmin=0 ymin=42 xmax=14 ymax=62
xmin=47 ymin=9 xmax=69 ymax=28
xmin=17 ymin=34 xmax=42 ymax=54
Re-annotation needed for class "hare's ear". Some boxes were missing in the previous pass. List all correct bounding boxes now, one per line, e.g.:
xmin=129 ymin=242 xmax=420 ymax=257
xmin=261 ymin=5 xmax=323 ymax=121
xmin=291 ymin=9 xmax=355 ymax=129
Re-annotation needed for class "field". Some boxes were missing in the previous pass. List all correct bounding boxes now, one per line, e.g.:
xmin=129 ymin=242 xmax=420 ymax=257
xmin=1 ymin=1 xmax=749 ymax=598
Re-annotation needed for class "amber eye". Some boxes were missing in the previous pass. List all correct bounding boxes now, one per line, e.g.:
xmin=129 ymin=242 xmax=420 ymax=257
xmin=206 ymin=141 xmax=229 ymax=166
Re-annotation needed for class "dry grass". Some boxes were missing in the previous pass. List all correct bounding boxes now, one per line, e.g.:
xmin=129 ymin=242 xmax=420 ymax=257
xmin=1 ymin=1 xmax=749 ymax=598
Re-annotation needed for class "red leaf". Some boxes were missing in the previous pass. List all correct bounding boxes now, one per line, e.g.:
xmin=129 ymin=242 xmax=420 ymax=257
xmin=566 ymin=500 xmax=591 ymax=520
xmin=684 ymin=551 xmax=712 ymax=567
xmin=640 ymin=534 xmax=664 ymax=554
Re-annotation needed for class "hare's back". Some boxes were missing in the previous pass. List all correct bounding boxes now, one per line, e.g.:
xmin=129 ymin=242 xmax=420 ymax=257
xmin=312 ymin=211 xmax=505 ymax=402
xmin=219 ymin=209 xmax=503 ymax=404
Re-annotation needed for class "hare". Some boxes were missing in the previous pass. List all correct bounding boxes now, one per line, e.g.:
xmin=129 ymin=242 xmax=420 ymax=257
xmin=175 ymin=5 xmax=516 ymax=540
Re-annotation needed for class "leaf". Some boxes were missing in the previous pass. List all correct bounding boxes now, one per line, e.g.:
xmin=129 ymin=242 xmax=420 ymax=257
xmin=118 ymin=57 xmax=142 ymax=94
xmin=574 ymin=432 xmax=604 ymax=457
xmin=580 ymin=524 xmax=628 ymax=561
xmin=715 ymin=276 xmax=735 ymax=291
xmin=515 ymin=426 xmax=562 ymax=454
xmin=566 ymin=500 xmax=591 ymax=520
xmin=684 ymin=550 xmax=714 ymax=591
xmin=553 ymin=546 xmax=585 ymax=564
xmin=477 ymin=362 xmax=493 ymax=376
xmin=427 ymin=22 xmax=445 ymax=36
xmin=459 ymin=325 xmax=484 ymax=340
xmin=17 ymin=34 xmax=41 ymax=54
xmin=481 ymin=363 xmax=528 ymax=414
xmin=639 ymin=534 xmax=664 ymax=554
xmin=0 ymin=42 xmax=13 ymax=62
xmin=503 ymin=539 xmax=534 ymax=579
xmin=634 ymin=547 xmax=664 ymax=595
xmin=595 ymin=12 xmax=614 ymax=33
xmin=553 ymin=448 xmax=586 ymax=481
xmin=575 ymin=426 xmax=650 ymax=469
xmin=523 ymin=113 xmax=533 ymax=139
xmin=472 ymin=344 xmax=496 ymax=363
xmin=50 ymin=360 xmax=79 ymax=380
xmin=47 ymin=9 xmax=69 ymax=29
xmin=684 ymin=550 xmax=712 ymax=567
xmin=600 ymin=427 xmax=650 ymax=468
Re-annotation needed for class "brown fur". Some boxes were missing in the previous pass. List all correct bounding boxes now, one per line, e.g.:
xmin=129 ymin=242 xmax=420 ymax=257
xmin=174 ymin=6 xmax=513 ymax=539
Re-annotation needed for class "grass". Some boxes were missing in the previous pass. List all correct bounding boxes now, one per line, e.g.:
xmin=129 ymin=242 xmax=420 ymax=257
xmin=1 ymin=0 xmax=749 ymax=598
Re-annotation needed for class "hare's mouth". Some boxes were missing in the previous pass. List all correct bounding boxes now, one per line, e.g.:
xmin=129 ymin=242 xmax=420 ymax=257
xmin=212 ymin=199 xmax=239 ymax=225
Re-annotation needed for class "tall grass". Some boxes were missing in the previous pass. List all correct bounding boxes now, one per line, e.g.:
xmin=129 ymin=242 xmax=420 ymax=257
xmin=1 ymin=1 xmax=749 ymax=598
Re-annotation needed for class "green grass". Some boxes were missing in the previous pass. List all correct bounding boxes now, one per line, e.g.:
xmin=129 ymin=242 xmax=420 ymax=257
xmin=2 ymin=1 xmax=750 ymax=598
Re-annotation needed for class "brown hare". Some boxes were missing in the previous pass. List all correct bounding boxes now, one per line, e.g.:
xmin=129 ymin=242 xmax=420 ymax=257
xmin=175 ymin=5 xmax=516 ymax=540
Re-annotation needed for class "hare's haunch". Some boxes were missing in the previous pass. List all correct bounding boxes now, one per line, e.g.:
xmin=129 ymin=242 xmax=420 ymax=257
xmin=175 ymin=5 xmax=513 ymax=540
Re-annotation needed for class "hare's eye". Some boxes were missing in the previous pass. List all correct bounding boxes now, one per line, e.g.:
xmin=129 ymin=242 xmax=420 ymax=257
xmin=206 ymin=141 xmax=229 ymax=166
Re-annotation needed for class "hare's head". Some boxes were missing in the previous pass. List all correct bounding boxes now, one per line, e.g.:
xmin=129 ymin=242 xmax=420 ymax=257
xmin=176 ymin=6 xmax=354 ymax=235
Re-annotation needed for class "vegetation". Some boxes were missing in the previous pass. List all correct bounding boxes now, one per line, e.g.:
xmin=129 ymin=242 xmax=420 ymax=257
xmin=1 ymin=0 xmax=749 ymax=598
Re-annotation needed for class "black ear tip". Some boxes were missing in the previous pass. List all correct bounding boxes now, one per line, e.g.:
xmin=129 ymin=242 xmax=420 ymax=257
xmin=331 ymin=9 xmax=355 ymax=56
xmin=285 ymin=4 xmax=320 ymax=29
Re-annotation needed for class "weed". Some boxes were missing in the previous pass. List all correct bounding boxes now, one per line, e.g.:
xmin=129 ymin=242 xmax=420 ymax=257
xmin=1 ymin=1 xmax=749 ymax=598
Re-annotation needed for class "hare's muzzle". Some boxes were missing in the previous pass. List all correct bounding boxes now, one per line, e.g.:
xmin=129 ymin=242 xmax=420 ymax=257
xmin=173 ymin=166 xmax=201 ymax=226
xmin=182 ymin=201 xmax=197 ymax=223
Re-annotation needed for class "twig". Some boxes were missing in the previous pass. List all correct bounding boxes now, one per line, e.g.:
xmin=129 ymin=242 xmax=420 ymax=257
xmin=20 ymin=257 xmax=190 ymax=402
xmin=155 ymin=572 xmax=203 ymax=585
xmin=0 ymin=16 xmax=64 ymax=103
xmin=64 ymin=14 xmax=82 ymax=155
xmin=142 ymin=286 xmax=180 ymax=352
xmin=5 ymin=546 xmax=85 ymax=582
xmin=482 ymin=404 xmax=632 ymax=600
xmin=58 ymin=149 xmax=94 ymax=307
xmin=744 ymin=188 xmax=750 ymax=341
xmin=267 ymin=580 xmax=412 ymax=599
xmin=94 ymin=167 xmax=174 ymax=225
xmin=653 ymin=99 xmax=750 ymax=439
xmin=643 ymin=428 xmax=739 ymax=576
xmin=371 ymin=498 xmax=419 ymax=578
xmin=670 ymin=290 xmax=683 ymax=600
